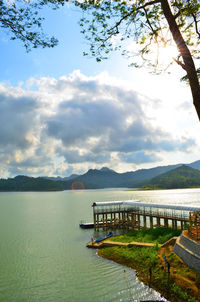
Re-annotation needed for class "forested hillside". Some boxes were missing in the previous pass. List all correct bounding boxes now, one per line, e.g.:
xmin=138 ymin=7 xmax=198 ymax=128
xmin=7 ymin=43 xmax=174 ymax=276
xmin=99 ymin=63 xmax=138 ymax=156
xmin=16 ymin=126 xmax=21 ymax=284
xmin=0 ymin=176 xmax=64 ymax=191
xmin=145 ymin=165 xmax=200 ymax=189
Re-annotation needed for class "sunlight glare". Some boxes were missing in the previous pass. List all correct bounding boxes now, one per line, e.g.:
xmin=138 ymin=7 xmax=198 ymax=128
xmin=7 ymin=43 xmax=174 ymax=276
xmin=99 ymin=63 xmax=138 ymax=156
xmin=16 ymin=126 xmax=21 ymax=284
xmin=158 ymin=44 xmax=179 ymax=67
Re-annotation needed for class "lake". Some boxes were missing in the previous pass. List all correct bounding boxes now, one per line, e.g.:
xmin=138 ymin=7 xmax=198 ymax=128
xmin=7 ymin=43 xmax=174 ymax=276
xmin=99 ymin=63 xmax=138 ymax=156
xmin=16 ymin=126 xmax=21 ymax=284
xmin=0 ymin=188 xmax=200 ymax=301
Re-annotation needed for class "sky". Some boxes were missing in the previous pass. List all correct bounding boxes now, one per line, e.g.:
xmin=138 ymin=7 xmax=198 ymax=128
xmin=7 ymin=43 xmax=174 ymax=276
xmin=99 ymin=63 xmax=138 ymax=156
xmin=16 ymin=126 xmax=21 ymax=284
xmin=0 ymin=3 xmax=200 ymax=178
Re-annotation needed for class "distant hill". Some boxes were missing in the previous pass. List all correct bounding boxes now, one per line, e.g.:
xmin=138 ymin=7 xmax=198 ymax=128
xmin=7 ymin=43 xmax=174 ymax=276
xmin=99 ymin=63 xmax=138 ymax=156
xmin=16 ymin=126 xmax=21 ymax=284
xmin=0 ymin=175 xmax=64 ymax=191
xmin=61 ymin=161 xmax=200 ymax=190
xmin=145 ymin=165 xmax=200 ymax=189
xmin=1 ymin=160 xmax=200 ymax=191
xmin=188 ymin=160 xmax=200 ymax=170
xmin=61 ymin=168 xmax=119 ymax=189
xmin=61 ymin=164 xmax=182 ymax=189
xmin=44 ymin=174 xmax=79 ymax=181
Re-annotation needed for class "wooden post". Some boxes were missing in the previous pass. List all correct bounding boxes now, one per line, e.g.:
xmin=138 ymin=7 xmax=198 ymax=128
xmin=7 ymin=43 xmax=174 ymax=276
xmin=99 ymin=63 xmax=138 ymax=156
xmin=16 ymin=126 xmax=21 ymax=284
xmin=150 ymin=216 xmax=153 ymax=228
xmin=144 ymin=215 xmax=147 ymax=228
xmin=133 ymin=213 xmax=136 ymax=228
xmin=189 ymin=212 xmax=193 ymax=228
xmin=94 ymin=212 xmax=96 ymax=230
xmin=157 ymin=217 xmax=160 ymax=227
xmin=103 ymin=214 xmax=105 ymax=229
xmin=138 ymin=214 xmax=140 ymax=229
xmin=122 ymin=212 xmax=124 ymax=225
xmin=164 ymin=218 xmax=168 ymax=228
xmin=126 ymin=212 xmax=129 ymax=228
xmin=181 ymin=220 xmax=184 ymax=230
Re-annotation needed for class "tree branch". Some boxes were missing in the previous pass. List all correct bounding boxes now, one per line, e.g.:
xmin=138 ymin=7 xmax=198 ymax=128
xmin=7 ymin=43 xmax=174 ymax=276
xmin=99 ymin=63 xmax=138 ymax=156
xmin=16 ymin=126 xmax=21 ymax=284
xmin=137 ymin=0 xmax=161 ymax=10
xmin=98 ymin=0 xmax=161 ymax=45
xmin=143 ymin=7 xmax=157 ymax=35
xmin=192 ymin=13 xmax=200 ymax=39
xmin=173 ymin=57 xmax=186 ymax=70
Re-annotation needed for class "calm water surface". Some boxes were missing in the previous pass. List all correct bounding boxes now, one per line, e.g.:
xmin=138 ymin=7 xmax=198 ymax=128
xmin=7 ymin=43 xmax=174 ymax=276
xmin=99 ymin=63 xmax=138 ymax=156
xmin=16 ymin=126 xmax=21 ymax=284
xmin=0 ymin=188 xmax=200 ymax=302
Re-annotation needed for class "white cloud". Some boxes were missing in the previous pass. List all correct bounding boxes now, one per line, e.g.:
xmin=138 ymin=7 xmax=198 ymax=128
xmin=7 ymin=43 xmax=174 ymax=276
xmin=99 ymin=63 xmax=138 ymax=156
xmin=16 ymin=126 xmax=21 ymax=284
xmin=0 ymin=71 xmax=198 ymax=177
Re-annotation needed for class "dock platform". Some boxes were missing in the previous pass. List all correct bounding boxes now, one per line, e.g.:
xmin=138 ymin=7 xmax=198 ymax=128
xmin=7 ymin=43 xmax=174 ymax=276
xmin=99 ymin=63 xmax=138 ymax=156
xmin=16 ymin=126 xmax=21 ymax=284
xmin=92 ymin=200 xmax=200 ymax=230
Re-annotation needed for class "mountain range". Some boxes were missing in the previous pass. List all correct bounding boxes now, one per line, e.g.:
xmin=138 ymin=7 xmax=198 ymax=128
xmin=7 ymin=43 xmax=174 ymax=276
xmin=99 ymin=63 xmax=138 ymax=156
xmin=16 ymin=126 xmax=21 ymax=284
xmin=1 ymin=160 xmax=200 ymax=191
xmin=58 ymin=160 xmax=200 ymax=190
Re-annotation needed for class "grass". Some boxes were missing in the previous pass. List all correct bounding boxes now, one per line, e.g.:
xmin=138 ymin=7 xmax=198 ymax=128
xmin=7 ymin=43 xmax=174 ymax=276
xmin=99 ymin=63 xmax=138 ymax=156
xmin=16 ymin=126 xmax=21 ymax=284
xmin=100 ymin=245 xmax=158 ymax=269
xmin=110 ymin=227 xmax=182 ymax=244
xmin=99 ymin=228 xmax=200 ymax=302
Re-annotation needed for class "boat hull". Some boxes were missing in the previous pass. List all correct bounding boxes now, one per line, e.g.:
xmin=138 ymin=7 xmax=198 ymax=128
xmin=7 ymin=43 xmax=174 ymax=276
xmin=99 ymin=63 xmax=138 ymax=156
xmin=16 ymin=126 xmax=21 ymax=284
xmin=79 ymin=223 xmax=94 ymax=229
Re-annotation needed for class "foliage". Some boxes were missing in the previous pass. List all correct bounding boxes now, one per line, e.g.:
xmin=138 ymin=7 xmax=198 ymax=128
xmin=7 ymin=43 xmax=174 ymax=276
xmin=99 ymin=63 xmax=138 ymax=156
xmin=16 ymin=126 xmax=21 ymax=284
xmin=99 ymin=244 xmax=199 ymax=301
xmin=75 ymin=0 xmax=200 ymax=120
xmin=0 ymin=0 xmax=65 ymax=50
xmin=110 ymin=227 xmax=181 ymax=244
xmin=146 ymin=165 xmax=200 ymax=189
xmin=1 ymin=0 xmax=200 ymax=117
xmin=100 ymin=245 xmax=158 ymax=268
xmin=0 ymin=175 xmax=64 ymax=191
xmin=171 ymin=284 xmax=196 ymax=302
xmin=76 ymin=0 xmax=200 ymax=70
xmin=1 ymin=0 xmax=200 ymax=69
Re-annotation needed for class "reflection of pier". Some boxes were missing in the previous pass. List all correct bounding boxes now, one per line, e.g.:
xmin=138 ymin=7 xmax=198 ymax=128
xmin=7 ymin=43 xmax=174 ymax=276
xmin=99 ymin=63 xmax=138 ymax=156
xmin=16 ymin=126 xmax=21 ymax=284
xmin=92 ymin=201 xmax=200 ymax=231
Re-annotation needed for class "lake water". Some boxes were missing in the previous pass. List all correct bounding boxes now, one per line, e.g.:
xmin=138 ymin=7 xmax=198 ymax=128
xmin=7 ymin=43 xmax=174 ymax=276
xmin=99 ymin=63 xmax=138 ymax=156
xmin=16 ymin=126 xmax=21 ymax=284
xmin=1 ymin=188 xmax=200 ymax=302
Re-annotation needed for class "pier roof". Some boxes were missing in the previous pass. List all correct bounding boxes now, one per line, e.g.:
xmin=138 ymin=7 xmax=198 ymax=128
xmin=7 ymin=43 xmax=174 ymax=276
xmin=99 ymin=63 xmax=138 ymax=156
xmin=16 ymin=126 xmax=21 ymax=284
xmin=92 ymin=200 xmax=200 ymax=212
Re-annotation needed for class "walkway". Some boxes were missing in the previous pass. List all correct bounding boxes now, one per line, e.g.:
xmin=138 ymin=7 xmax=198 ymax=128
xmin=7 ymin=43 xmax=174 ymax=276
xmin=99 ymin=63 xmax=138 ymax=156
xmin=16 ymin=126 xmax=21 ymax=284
xmin=87 ymin=236 xmax=177 ymax=249
xmin=87 ymin=239 xmax=156 ymax=249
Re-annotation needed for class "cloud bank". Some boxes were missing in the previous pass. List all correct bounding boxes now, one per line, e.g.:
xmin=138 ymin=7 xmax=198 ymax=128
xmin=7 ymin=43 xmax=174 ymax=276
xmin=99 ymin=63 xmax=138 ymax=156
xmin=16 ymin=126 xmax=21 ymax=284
xmin=0 ymin=71 xmax=197 ymax=177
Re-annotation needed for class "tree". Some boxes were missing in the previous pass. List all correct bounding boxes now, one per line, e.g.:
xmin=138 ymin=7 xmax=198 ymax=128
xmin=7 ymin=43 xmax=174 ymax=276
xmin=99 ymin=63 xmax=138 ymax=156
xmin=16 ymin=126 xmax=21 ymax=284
xmin=0 ymin=0 xmax=64 ymax=51
xmin=1 ymin=0 xmax=200 ymax=120
xmin=76 ymin=0 xmax=200 ymax=120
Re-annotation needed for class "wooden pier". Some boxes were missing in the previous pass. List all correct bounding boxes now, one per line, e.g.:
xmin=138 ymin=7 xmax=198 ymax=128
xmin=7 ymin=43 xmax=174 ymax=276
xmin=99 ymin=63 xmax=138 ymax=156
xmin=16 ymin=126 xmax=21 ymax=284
xmin=92 ymin=201 xmax=200 ymax=231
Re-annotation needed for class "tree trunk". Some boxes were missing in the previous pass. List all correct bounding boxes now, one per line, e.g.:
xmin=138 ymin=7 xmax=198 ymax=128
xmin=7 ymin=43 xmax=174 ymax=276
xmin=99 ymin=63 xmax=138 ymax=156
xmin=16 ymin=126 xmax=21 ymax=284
xmin=161 ymin=0 xmax=200 ymax=121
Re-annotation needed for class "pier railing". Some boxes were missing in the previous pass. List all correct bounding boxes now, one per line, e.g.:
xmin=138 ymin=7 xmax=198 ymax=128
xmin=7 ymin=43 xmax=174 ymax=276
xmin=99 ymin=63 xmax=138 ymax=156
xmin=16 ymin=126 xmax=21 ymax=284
xmin=92 ymin=201 xmax=200 ymax=230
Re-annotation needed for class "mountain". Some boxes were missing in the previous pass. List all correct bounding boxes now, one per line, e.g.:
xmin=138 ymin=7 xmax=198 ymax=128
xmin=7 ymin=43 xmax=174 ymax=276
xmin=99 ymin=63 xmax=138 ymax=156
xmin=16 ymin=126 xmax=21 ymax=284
xmin=66 ymin=163 xmax=187 ymax=189
xmin=100 ymin=167 xmax=115 ymax=173
xmin=44 ymin=174 xmax=79 ymax=181
xmin=61 ymin=164 xmax=182 ymax=189
xmin=1 ymin=160 xmax=200 ymax=191
xmin=188 ymin=160 xmax=200 ymax=170
xmin=67 ymin=174 xmax=80 ymax=180
xmin=61 ymin=168 xmax=120 ymax=189
xmin=118 ymin=164 xmax=182 ymax=187
xmin=145 ymin=165 xmax=200 ymax=189
xmin=61 ymin=161 xmax=200 ymax=190
xmin=0 ymin=175 xmax=64 ymax=191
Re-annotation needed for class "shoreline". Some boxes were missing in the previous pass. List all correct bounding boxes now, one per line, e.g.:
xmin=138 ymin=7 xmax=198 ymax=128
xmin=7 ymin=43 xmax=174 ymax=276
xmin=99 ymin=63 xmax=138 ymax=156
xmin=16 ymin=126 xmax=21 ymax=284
xmin=130 ymin=186 xmax=200 ymax=191
xmin=97 ymin=248 xmax=170 ymax=301
xmin=97 ymin=240 xmax=200 ymax=302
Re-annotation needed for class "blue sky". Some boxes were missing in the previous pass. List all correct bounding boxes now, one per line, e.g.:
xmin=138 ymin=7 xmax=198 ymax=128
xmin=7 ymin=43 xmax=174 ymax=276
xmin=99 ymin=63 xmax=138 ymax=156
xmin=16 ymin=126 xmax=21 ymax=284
xmin=0 ymin=3 xmax=199 ymax=178
xmin=0 ymin=6 xmax=136 ymax=84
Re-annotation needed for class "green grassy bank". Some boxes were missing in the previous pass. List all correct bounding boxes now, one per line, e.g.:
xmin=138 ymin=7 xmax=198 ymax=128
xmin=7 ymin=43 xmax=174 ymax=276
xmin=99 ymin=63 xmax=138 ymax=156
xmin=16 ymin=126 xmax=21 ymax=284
xmin=98 ymin=228 xmax=200 ymax=302
xmin=110 ymin=227 xmax=181 ymax=244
